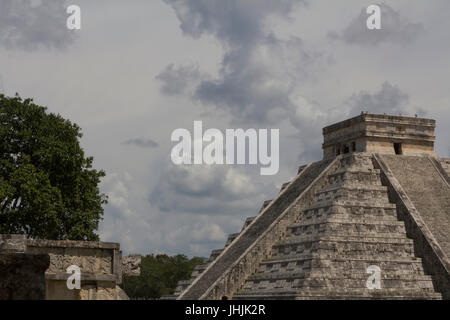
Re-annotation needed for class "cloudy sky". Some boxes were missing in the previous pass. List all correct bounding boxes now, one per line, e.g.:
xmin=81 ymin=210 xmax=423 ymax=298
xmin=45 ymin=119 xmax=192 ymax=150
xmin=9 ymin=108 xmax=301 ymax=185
xmin=1 ymin=0 xmax=449 ymax=257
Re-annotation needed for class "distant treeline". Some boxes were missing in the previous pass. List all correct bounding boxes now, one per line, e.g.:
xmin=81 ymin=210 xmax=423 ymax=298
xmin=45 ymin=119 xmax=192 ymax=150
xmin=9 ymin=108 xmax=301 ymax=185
xmin=121 ymin=254 xmax=206 ymax=299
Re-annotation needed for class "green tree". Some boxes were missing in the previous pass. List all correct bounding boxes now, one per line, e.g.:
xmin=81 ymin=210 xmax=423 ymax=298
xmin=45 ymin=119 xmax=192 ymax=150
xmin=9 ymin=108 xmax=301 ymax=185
xmin=0 ymin=94 xmax=107 ymax=240
xmin=121 ymin=254 xmax=206 ymax=299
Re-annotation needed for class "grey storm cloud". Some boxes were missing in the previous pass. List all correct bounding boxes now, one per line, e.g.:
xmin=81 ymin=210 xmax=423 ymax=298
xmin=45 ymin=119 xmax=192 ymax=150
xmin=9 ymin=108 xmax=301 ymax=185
xmin=329 ymin=3 xmax=424 ymax=46
xmin=160 ymin=0 xmax=326 ymax=124
xmin=346 ymin=82 xmax=410 ymax=116
xmin=163 ymin=0 xmax=307 ymax=45
xmin=122 ymin=138 xmax=159 ymax=149
xmin=0 ymin=0 xmax=75 ymax=50
xmin=149 ymin=163 xmax=267 ymax=215
xmin=155 ymin=64 xmax=202 ymax=96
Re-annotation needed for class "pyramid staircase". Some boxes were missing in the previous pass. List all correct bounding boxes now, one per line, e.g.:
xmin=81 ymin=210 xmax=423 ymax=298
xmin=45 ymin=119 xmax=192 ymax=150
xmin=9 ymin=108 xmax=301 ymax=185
xmin=170 ymin=153 xmax=443 ymax=299
xmin=234 ymin=154 xmax=440 ymax=299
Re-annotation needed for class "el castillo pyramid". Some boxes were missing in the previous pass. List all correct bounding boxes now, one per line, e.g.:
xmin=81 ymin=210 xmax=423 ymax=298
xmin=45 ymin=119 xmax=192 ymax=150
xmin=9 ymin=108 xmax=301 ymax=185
xmin=170 ymin=113 xmax=450 ymax=300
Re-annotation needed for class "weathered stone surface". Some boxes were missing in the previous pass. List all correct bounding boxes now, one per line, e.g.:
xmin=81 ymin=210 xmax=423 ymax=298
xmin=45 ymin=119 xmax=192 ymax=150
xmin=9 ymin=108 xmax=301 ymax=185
xmin=0 ymin=253 xmax=49 ymax=300
xmin=378 ymin=155 xmax=450 ymax=261
xmin=26 ymin=239 xmax=122 ymax=281
xmin=375 ymin=154 xmax=450 ymax=299
xmin=122 ymin=254 xmax=141 ymax=276
xmin=322 ymin=113 xmax=436 ymax=159
xmin=27 ymin=239 xmax=126 ymax=300
xmin=0 ymin=234 xmax=27 ymax=253
xmin=79 ymin=282 xmax=129 ymax=300
xmin=0 ymin=236 xmax=131 ymax=300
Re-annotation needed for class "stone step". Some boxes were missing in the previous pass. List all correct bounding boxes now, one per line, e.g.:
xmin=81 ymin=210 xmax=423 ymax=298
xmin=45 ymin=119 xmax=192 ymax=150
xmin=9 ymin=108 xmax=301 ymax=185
xmin=260 ymin=254 xmax=422 ymax=270
xmin=318 ymin=183 xmax=387 ymax=195
xmin=269 ymin=247 xmax=419 ymax=261
xmin=208 ymin=249 xmax=223 ymax=262
xmin=315 ymin=186 xmax=390 ymax=203
xmin=174 ymin=278 xmax=193 ymax=294
xmin=338 ymin=153 xmax=375 ymax=167
xmin=244 ymin=273 xmax=435 ymax=291
xmin=246 ymin=271 xmax=434 ymax=283
xmin=276 ymin=235 xmax=415 ymax=246
xmin=303 ymin=199 xmax=397 ymax=212
xmin=298 ymin=213 xmax=400 ymax=226
xmin=271 ymin=239 xmax=415 ymax=258
xmin=291 ymin=217 xmax=403 ymax=232
xmin=300 ymin=202 xmax=398 ymax=222
xmin=234 ymin=288 xmax=442 ymax=300
xmin=329 ymin=167 xmax=380 ymax=176
xmin=328 ymin=170 xmax=382 ymax=186
xmin=289 ymin=217 xmax=406 ymax=229
xmin=287 ymin=220 xmax=407 ymax=237
xmin=225 ymin=233 xmax=239 ymax=247
xmin=287 ymin=229 xmax=407 ymax=240
xmin=193 ymin=263 xmax=209 ymax=271
xmin=259 ymin=200 xmax=272 ymax=213
xmin=190 ymin=263 xmax=209 ymax=278
xmin=313 ymin=198 xmax=392 ymax=209
xmin=242 ymin=216 xmax=256 ymax=230
xmin=259 ymin=258 xmax=425 ymax=274
xmin=262 ymin=252 xmax=423 ymax=264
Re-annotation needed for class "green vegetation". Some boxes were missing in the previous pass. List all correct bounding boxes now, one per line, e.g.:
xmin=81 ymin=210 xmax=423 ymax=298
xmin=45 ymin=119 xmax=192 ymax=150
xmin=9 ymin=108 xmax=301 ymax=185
xmin=121 ymin=254 xmax=206 ymax=299
xmin=0 ymin=94 xmax=107 ymax=240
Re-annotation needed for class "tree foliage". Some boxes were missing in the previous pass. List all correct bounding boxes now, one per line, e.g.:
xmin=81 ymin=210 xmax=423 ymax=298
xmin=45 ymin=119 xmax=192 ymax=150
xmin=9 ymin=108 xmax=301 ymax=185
xmin=121 ymin=254 xmax=206 ymax=299
xmin=0 ymin=94 xmax=107 ymax=240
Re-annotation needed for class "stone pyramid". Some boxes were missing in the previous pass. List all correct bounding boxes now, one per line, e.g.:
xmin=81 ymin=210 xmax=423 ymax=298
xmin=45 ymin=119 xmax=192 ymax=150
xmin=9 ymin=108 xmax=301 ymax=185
xmin=169 ymin=114 xmax=450 ymax=300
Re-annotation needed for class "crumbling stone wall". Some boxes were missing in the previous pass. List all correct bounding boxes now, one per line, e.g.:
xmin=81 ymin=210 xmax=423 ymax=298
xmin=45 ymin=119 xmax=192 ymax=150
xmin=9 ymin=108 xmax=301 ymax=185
xmin=122 ymin=254 xmax=142 ymax=276
xmin=0 ymin=235 xmax=140 ymax=300
xmin=0 ymin=250 xmax=49 ymax=300
xmin=26 ymin=239 xmax=125 ymax=300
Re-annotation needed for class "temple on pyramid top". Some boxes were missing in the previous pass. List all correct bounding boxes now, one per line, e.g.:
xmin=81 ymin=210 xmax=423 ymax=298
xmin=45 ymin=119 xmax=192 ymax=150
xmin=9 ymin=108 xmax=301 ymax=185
xmin=322 ymin=113 xmax=436 ymax=159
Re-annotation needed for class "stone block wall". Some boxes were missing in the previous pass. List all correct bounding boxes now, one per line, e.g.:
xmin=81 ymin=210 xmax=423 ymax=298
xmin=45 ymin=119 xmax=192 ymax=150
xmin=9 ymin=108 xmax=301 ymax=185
xmin=122 ymin=254 xmax=142 ymax=276
xmin=0 ymin=252 xmax=49 ymax=300
xmin=26 ymin=239 xmax=125 ymax=300
xmin=322 ymin=114 xmax=436 ymax=159
xmin=0 ymin=235 xmax=140 ymax=300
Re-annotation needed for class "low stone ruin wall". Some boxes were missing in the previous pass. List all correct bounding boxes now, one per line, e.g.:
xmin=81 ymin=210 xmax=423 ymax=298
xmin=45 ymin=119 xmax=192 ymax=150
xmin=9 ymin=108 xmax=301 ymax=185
xmin=0 ymin=234 xmax=141 ymax=300
xmin=0 ymin=251 xmax=49 ymax=300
